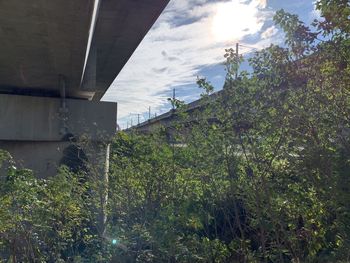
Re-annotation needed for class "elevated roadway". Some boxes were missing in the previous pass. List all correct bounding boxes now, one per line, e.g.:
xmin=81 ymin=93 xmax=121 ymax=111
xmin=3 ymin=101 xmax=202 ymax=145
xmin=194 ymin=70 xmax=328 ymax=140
xmin=0 ymin=0 xmax=169 ymax=176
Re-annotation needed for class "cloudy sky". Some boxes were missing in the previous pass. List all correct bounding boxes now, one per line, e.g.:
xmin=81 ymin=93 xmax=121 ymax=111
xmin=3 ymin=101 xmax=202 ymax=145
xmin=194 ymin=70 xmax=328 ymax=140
xmin=102 ymin=0 xmax=319 ymax=129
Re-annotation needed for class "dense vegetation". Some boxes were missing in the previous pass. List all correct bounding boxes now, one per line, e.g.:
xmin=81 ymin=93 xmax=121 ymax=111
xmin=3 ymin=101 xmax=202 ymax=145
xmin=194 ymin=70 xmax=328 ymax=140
xmin=1 ymin=1 xmax=349 ymax=262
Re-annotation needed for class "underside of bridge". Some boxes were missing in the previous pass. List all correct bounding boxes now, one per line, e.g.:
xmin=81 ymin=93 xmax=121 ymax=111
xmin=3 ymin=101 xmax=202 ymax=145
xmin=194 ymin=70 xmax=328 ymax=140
xmin=0 ymin=0 xmax=169 ymax=176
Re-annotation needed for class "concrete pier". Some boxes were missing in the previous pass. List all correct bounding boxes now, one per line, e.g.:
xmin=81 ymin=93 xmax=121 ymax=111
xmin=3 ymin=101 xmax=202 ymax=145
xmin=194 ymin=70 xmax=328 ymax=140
xmin=0 ymin=0 xmax=169 ymax=176
xmin=0 ymin=94 xmax=117 ymax=176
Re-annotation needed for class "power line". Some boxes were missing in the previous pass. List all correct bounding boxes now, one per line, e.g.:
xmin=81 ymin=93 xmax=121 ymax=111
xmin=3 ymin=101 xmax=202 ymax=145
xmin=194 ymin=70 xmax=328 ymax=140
xmin=239 ymin=43 xmax=260 ymax=50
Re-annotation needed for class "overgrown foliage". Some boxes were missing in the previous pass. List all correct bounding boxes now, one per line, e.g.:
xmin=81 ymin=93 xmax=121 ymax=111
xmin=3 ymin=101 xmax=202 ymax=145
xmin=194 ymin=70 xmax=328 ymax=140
xmin=0 ymin=1 xmax=349 ymax=262
xmin=0 ymin=151 xmax=108 ymax=262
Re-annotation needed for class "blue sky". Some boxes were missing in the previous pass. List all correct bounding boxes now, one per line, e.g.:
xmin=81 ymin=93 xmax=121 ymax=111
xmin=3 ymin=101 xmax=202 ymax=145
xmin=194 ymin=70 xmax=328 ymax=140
xmin=102 ymin=0 xmax=319 ymax=129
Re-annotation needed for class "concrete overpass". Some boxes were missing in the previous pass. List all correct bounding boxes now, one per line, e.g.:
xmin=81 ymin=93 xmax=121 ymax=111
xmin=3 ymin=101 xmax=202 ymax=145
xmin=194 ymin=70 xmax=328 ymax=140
xmin=0 ymin=0 xmax=169 ymax=176
xmin=128 ymin=91 xmax=223 ymax=142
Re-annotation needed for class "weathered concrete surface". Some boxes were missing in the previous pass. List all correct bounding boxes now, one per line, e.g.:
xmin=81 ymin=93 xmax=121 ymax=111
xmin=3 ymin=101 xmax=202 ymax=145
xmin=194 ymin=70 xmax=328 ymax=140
xmin=0 ymin=0 xmax=95 ymax=99
xmin=0 ymin=141 xmax=71 ymax=177
xmin=0 ymin=0 xmax=170 ymax=100
xmin=0 ymin=94 xmax=117 ymax=176
xmin=0 ymin=140 xmax=112 ymax=178
xmin=0 ymin=94 xmax=117 ymax=141
xmin=0 ymin=0 xmax=169 ymax=176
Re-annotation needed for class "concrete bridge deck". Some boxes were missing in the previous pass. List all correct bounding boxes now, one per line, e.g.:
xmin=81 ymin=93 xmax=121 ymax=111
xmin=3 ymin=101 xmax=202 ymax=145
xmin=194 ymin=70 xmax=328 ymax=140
xmin=0 ymin=0 xmax=169 ymax=100
xmin=0 ymin=0 xmax=169 ymax=175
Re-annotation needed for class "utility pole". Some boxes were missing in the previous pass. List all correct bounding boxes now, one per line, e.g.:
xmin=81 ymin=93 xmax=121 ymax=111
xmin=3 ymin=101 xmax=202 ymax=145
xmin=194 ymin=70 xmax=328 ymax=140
xmin=137 ymin=114 xmax=140 ymax=125
xmin=149 ymin=106 xmax=151 ymax=120
xmin=172 ymin=88 xmax=176 ymax=110
xmin=235 ymin=42 xmax=239 ymax=80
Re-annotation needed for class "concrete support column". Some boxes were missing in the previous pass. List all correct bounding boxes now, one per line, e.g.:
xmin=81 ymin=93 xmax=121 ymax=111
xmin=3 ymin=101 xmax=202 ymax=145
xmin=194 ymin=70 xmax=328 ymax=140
xmin=0 ymin=94 xmax=117 ymax=177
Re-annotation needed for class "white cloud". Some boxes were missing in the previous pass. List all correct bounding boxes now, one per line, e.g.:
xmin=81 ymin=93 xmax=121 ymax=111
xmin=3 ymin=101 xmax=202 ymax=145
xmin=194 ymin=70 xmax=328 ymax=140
xmin=261 ymin=25 xmax=278 ymax=39
xmin=102 ymin=0 xmax=277 ymax=126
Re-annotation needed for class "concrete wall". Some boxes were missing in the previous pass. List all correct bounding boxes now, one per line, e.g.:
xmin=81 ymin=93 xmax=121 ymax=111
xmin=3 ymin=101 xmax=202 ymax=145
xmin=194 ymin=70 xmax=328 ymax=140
xmin=0 ymin=141 xmax=70 ymax=177
xmin=0 ymin=94 xmax=117 ymax=176
xmin=0 ymin=94 xmax=117 ymax=141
